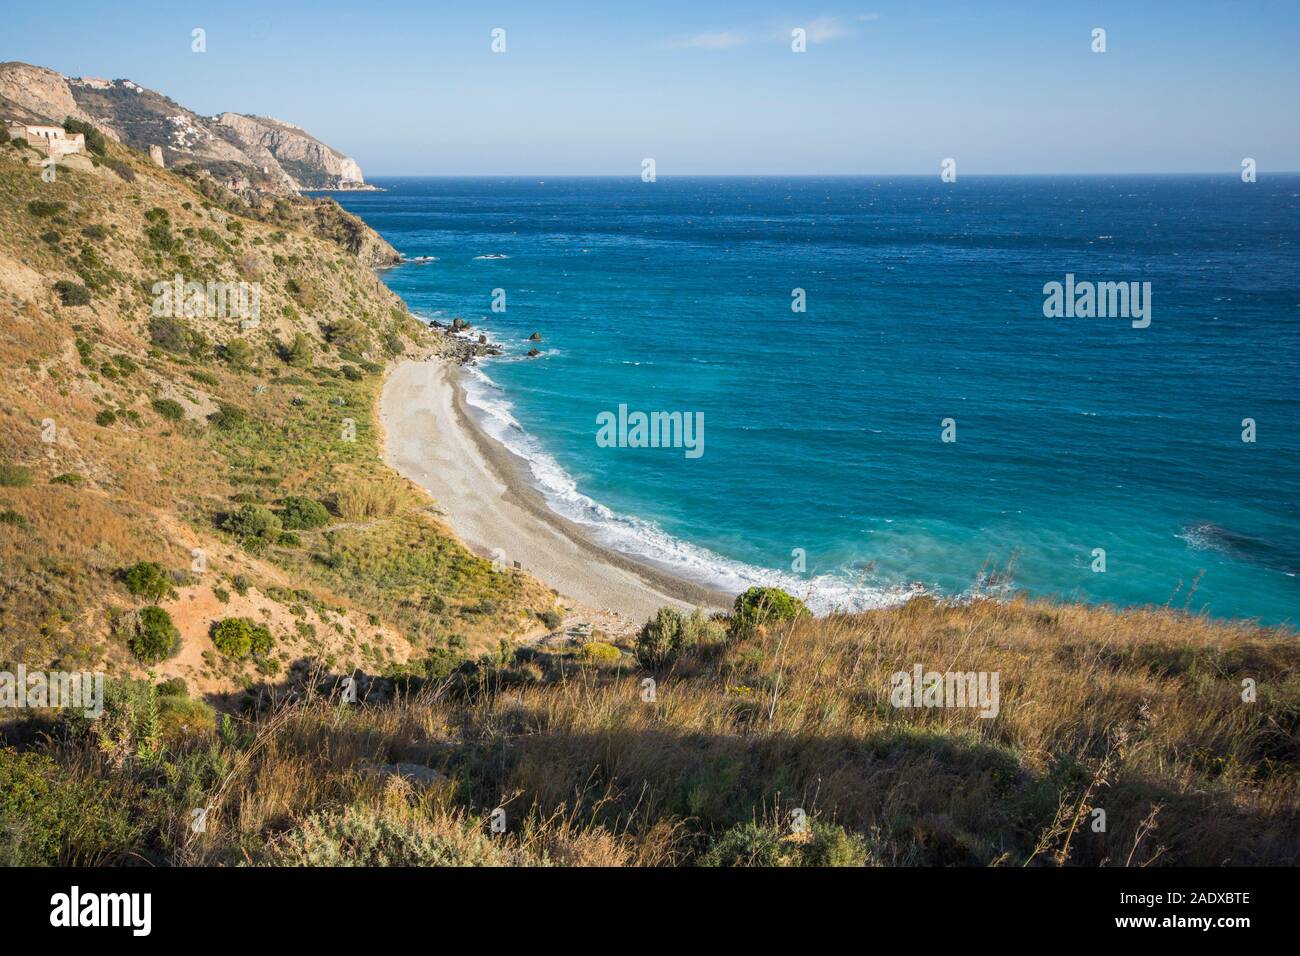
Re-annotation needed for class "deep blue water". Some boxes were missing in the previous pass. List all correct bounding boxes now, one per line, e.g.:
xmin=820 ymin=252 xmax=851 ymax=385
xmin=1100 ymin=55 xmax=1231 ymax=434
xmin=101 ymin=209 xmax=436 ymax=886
xmin=334 ymin=176 xmax=1300 ymax=625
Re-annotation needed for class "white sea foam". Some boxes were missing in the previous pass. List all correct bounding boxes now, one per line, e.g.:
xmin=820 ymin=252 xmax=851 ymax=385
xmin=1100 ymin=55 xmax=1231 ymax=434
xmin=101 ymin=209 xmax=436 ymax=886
xmin=458 ymin=363 xmax=918 ymax=614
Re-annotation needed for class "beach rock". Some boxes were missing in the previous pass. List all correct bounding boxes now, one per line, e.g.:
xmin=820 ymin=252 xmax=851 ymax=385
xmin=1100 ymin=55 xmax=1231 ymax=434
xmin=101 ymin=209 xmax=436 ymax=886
xmin=478 ymin=334 xmax=487 ymax=344
xmin=528 ymin=332 xmax=542 ymax=341
xmin=527 ymin=348 xmax=541 ymax=357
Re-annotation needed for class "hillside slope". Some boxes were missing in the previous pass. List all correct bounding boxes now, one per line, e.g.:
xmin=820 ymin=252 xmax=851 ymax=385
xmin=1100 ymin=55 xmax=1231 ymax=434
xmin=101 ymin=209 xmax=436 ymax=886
xmin=0 ymin=124 xmax=558 ymax=695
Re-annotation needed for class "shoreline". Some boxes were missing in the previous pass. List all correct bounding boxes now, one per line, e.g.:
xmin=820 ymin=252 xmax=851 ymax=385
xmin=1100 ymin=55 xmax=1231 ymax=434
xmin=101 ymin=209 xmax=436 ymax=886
xmin=380 ymin=357 xmax=732 ymax=629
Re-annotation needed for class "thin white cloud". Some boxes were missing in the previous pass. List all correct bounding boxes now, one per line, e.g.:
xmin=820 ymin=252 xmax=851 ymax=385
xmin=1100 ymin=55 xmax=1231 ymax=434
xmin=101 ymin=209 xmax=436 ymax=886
xmin=804 ymin=16 xmax=851 ymax=42
xmin=669 ymin=30 xmax=752 ymax=50
xmin=670 ymin=13 xmax=870 ymax=50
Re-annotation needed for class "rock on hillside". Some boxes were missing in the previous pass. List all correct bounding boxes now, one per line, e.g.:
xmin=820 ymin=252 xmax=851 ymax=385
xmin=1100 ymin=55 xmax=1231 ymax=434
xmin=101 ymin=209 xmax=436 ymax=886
xmin=215 ymin=113 xmax=366 ymax=190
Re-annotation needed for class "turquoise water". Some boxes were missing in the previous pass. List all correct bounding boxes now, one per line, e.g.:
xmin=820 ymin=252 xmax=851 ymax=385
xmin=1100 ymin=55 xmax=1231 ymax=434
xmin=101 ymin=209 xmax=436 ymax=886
xmin=335 ymin=176 xmax=1300 ymax=625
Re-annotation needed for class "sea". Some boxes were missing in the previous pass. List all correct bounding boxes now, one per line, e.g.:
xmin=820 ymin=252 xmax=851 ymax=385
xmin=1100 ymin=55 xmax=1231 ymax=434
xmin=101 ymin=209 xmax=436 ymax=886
xmin=332 ymin=175 xmax=1300 ymax=625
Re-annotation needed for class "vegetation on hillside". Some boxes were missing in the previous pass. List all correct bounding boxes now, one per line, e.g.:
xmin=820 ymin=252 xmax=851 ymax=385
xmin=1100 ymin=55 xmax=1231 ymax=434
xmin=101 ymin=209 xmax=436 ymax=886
xmin=0 ymin=123 xmax=555 ymax=690
xmin=1 ymin=595 xmax=1295 ymax=866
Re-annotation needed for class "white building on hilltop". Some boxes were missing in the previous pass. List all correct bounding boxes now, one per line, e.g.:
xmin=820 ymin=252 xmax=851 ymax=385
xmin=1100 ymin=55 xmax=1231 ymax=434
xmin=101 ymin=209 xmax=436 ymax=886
xmin=6 ymin=122 xmax=86 ymax=157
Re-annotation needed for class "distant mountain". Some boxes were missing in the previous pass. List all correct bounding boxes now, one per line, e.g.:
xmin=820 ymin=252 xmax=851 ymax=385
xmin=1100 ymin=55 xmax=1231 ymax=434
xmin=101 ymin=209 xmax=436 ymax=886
xmin=0 ymin=61 xmax=372 ymax=192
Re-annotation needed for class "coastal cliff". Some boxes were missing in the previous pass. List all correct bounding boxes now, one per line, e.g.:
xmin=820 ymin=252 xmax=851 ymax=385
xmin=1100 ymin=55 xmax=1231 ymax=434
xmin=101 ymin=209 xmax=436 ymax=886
xmin=0 ymin=61 xmax=376 ymax=194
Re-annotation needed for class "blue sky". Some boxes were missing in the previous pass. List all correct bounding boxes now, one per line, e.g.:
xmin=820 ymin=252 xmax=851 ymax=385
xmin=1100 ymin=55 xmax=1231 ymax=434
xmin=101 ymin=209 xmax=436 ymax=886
xmin=3 ymin=1 xmax=1297 ymax=175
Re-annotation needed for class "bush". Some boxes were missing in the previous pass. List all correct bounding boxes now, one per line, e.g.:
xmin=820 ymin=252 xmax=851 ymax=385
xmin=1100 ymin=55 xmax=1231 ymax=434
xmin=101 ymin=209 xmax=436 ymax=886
xmin=278 ymin=332 xmax=314 ymax=367
xmin=50 ymin=472 xmax=84 ymax=485
xmin=249 ymin=622 xmax=275 ymax=657
xmin=0 ymin=510 xmax=29 ymax=530
xmin=81 ymin=224 xmax=108 ymax=240
xmin=537 ymin=608 xmax=563 ymax=630
xmin=54 ymin=280 xmax=91 ymax=306
xmin=635 ymin=607 xmax=697 ymax=668
xmin=157 ymin=677 xmax=188 ymax=698
xmin=0 ymin=750 xmax=138 ymax=865
xmin=210 ymin=617 xmax=273 ymax=659
xmin=0 ymin=463 xmax=33 ymax=487
xmin=148 ymin=316 xmax=194 ymax=354
xmin=731 ymin=587 xmax=809 ymax=636
xmin=130 ymin=606 xmax=181 ymax=664
xmin=210 ymin=617 xmax=253 ymax=658
xmin=207 ymin=403 xmax=248 ymax=430
xmin=324 ymin=317 xmax=370 ymax=352
xmin=221 ymin=337 xmax=254 ymax=370
xmin=151 ymin=398 xmax=184 ymax=422
xmin=122 ymin=560 xmax=174 ymax=603
xmin=158 ymin=696 xmax=216 ymax=742
xmin=698 ymin=821 xmax=868 ymax=867
xmin=279 ymin=495 xmax=331 ymax=530
xmin=26 ymin=200 xmax=66 ymax=218
xmin=222 ymin=504 xmax=281 ymax=550
xmin=95 ymin=409 xmax=117 ymax=427
xmin=579 ymin=641 xmax=622 ymax=665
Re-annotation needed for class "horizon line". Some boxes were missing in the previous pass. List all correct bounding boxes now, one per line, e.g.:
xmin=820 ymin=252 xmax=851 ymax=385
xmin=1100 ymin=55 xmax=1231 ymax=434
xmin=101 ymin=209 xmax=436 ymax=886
xmin=356 ymin=170 xmax=1300 ymax=180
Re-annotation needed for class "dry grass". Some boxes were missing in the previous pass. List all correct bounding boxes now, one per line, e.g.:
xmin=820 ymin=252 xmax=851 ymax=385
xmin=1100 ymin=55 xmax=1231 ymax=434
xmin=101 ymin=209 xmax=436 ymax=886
xmin=14 ymin=595 xmax=1289 ymax=867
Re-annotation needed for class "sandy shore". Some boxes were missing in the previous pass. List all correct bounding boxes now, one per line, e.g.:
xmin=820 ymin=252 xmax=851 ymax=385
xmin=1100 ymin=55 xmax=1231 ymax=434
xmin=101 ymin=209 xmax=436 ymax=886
xmin=380 ymin=358 xmax=731 ymax=628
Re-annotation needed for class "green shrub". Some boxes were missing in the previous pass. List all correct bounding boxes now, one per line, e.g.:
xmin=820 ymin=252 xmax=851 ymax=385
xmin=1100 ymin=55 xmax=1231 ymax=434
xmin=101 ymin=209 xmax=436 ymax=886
xmin=221 ymin=337 xmax=254 ymax=370
xmin=81 ymin=224 xmax=108 ymax=240
xmin=231 ymin=574 xmax=250 ymax=596
xmin=157 ymin=677 xmax=188 ymax=697
xmin=222 ymin=504 xmax=281 ymax=549
xmin=50 ymin=472 xmax=84 ymax=485
xmin=279 ymin=495 xmax=331 ymax=530
xmin=54 ymin=280 xmax=91 ymax=306
xmin=0 ymin=463 xmax=33 ymax=487
xmin=95 ymin=408 xmax=117 ymax=427
xmin=122 ymin=561 xmax=174 ymax=602
xmin=207 ymin=404 xmax=248 ymax=430
xmin=277 ymin=531 xmax=301 ymax=547
xmin=211 ymin=617 xmax=272 ymax=658
xmin=26 ymin=200 xmax=66 ymax=218
xmin=249 ymin=622 xmax=275 ymax=657
xmin=579 ymin=641 xmax=622 ymax=665
xmin=210 ymin=617 xmax=253 ymax=658
xmin=698 ymin=821 xmax=868 ymax=867
xmin=537 ymin=609 xmax=563 ymax=630
xmin=635 ymin=606 xmax=695 ymax=668
xmin=278 ymin=332 xmax=314 ymax=367
xmin=324 ymin=317 xmax=370 ymax=352
xmin=158 ymin=695 xmax=216 ymax=741
xmin=731 ymin=587 xmax=809 ymax=636
xmin=212 ymin=586 xmax=231 ymax=603
xmin=151 ymin=398 xmax=184 ymax=422
xmin=148 ymin=316 xmax=193 ymax=354
xmin=0 ymin=749 xmax=138 ymax=865
xmin=0 ymin=510 xmax=29 ymax=530
xmin=130 ymin=606 xmax=181 ymax=664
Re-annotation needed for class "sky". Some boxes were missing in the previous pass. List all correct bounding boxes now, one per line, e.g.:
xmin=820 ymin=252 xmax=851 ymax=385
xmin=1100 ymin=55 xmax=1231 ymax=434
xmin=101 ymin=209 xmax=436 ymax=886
xmin=3 ymin=0 xmax=1298 ymax=175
